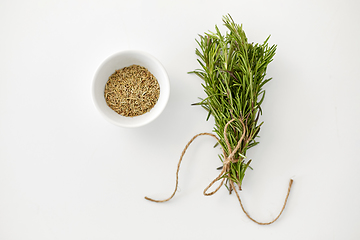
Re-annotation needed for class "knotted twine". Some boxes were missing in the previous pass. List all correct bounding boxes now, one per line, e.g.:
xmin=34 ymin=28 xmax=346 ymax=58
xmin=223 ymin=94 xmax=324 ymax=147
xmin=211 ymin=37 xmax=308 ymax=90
xmin=145 ymin=118 xmax=293 ymax=225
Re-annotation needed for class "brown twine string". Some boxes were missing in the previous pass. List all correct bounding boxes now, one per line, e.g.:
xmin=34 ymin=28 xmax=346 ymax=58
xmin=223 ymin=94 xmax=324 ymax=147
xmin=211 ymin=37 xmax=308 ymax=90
xmin=145 ymin=132 xmax=220 ymax=203
xmin=145 ymin=119 xmax=294 ymax=225
xmin=230 ymin=178 xmax=294 ymax=225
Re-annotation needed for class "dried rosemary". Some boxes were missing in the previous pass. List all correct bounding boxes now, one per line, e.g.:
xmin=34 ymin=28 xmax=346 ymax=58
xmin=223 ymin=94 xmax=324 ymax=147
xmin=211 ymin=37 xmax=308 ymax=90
xmin=104 ymin=65 xmax=160 ymax=117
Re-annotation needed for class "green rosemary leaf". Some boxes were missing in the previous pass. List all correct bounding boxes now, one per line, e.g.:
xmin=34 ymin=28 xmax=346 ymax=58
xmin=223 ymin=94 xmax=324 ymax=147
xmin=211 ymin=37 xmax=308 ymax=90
xmin=257 ymin=90 xmax=266 ymax=106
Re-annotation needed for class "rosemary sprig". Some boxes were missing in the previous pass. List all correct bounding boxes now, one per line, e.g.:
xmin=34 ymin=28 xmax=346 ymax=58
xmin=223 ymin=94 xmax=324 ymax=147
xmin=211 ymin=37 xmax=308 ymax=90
xmin=190 ymin=14 xmax=276 ymax=191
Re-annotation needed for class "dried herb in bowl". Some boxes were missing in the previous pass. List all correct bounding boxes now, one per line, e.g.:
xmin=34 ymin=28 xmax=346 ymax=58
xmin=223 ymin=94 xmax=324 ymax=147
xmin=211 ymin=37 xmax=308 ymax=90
xmin=104 ymin=64 xmax=160 ymax=117
xmin=146 ymin=15 xmax=293 ymax=225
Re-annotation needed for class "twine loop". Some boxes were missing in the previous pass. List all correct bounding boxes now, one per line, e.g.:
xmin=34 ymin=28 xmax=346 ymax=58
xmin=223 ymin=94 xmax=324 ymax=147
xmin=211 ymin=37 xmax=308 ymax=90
xmin=145 ymin=118 xmax=293 ymax=225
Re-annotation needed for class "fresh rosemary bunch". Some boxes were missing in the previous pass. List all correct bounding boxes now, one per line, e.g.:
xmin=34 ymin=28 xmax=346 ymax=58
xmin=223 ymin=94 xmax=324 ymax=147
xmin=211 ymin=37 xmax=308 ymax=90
xmin=146 ymin=15 xmax=292 ymax=224
xmin=190 ymin=14 xmax=277 ymax=191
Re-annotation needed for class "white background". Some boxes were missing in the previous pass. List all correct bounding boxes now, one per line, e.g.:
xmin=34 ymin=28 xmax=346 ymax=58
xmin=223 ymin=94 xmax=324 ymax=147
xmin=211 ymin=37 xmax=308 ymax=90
xmin=1 ymin=0 xmax=360 ymax=239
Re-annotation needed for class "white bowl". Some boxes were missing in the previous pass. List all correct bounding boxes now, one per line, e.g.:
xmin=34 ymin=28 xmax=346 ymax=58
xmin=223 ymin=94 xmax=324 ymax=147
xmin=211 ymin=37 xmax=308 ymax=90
xmin=92 ymin=50 xmax=170 ymax=127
